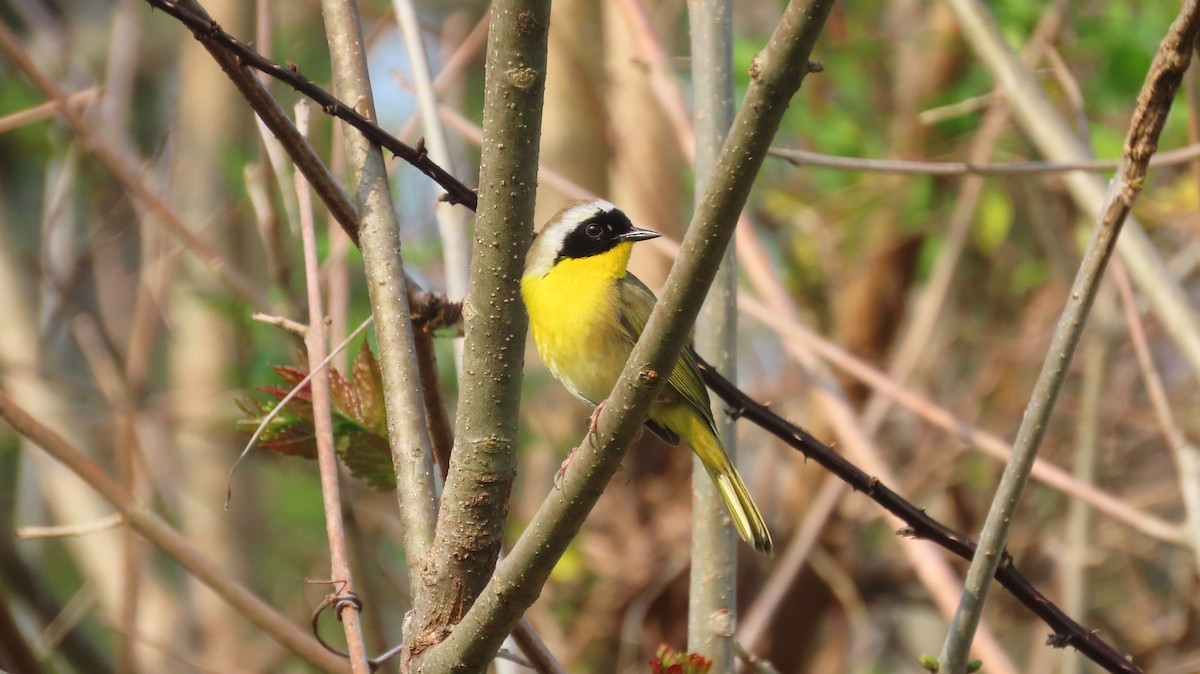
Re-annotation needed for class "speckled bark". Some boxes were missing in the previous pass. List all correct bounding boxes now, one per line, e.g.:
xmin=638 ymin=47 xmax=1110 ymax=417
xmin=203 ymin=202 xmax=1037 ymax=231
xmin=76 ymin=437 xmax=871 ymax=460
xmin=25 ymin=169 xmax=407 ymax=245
xmin=405 ymin=2 xmax=551 ymax=672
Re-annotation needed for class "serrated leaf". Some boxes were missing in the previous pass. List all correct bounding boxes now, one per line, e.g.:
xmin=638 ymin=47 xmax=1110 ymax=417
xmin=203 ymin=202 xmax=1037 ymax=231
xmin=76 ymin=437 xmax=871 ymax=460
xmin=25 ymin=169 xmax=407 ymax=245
xmin=335 ymin=428 xmax=395 ymax=491
xmin=327 ymin=367 xmax=356 ymax=420
xmin=351 ymin=343 xmax=387 ymax=435
xmin=236 ymin=395 xmax=319 ymax=458
xmin=270 ymin=364 xmax=309 ymax=388
xmin=237 ymin=345 xmax=396 ymax=491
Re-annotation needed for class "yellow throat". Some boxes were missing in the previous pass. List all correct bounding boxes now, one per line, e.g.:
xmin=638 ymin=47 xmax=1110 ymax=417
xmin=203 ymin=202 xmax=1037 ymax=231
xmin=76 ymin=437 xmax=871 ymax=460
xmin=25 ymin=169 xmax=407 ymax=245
xmin=521 ymin=241 xmax=634 ymax=405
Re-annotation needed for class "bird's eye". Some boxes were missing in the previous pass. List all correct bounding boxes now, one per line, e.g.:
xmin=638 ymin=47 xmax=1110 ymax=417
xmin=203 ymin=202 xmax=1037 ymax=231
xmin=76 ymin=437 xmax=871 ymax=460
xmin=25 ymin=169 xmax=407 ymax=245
xmin=584 ymin=223 xmax=603 ymax=239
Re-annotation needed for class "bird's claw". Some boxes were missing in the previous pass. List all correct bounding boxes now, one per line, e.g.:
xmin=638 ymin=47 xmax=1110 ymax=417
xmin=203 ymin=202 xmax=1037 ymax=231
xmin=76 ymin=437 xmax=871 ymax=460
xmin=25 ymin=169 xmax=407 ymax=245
xmin=554 ymin=446 xmax=578 ymax=490
xmin=587 ymin=399 xmax=607 ymax=448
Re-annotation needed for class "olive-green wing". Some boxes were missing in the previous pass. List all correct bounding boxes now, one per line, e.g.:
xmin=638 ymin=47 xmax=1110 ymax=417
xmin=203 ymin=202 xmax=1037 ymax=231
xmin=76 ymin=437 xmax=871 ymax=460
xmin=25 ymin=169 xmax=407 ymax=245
xmin=614 ymin=274 xmax=718 ymax=436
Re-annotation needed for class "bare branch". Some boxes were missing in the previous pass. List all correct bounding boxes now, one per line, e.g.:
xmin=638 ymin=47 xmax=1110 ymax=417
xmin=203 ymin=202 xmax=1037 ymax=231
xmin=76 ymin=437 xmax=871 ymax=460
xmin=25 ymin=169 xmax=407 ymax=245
xmin=406 ymin=1 xmax=550 ymax=666
xmin=319 ymin=0 xmax=439 ymax=593
xmin=687 ymin=0 xmax=739 ymax=668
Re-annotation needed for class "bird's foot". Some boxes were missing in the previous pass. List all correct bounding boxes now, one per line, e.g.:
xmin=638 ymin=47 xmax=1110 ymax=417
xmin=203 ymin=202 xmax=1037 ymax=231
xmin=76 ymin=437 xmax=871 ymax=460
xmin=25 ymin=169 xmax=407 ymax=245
xmin=587 ymin=399 xmax=607 ymax=448
xmin=554 ymin=446 xmax=578 ymax=490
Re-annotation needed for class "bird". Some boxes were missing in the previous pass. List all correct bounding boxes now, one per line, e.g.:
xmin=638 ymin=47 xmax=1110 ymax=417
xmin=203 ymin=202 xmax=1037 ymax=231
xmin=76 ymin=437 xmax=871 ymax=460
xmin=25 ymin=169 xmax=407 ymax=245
xmin=521 ymin=199 xmax=774 ymax=555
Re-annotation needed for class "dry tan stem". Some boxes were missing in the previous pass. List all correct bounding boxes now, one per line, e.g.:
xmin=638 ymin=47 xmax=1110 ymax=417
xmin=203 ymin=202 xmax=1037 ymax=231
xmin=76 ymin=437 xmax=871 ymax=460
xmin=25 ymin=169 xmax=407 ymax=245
xmin=295 ymin=101 xmax=372 ymax=673
xmin=0 ymin=87 xmax=99 ymax=134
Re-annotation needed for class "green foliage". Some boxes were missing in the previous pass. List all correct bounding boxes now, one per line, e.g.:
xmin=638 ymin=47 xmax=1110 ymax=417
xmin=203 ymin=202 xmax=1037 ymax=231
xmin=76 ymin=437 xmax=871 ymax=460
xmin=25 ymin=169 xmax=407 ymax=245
xmin=237 ymin=342 xmax=396 ymax=491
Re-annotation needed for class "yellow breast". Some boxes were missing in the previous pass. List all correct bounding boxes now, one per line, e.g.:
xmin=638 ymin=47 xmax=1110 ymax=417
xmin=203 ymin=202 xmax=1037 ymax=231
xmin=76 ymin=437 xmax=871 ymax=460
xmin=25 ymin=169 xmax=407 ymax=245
xmin=522 ymin=246 xmax=635 ymax=406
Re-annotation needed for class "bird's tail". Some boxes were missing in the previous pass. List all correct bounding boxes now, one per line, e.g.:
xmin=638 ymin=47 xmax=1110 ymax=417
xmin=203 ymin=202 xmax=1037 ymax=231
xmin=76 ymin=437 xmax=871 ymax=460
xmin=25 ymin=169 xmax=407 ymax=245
xmin=683 ymin=415 xmax=774 ymax=556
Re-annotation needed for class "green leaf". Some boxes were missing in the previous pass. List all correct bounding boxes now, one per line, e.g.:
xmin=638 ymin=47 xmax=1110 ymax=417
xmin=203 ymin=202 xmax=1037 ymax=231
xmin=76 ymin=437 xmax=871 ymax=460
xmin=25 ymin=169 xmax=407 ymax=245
xmin=235 ymin=340 xmax=396 ymax=491
xmin=351 ymin=343 xmax=387 ymax=435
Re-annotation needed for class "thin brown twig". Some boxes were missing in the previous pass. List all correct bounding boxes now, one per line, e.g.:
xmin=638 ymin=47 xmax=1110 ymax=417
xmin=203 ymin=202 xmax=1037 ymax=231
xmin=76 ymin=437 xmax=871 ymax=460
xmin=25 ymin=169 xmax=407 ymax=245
xmin=17 ymin=514 xmax=126 ymax=540
xmin=295 ymin=101 xmax=372 ymax=673
xmin=511 ymin=618 xmax=568 ymax=674
xmin=0 ymin=86 xmax=100 ymax=134
xmin=733 ymin=640 xmax=783 ymax=674
xmin=251 ymin=311 xmax=308 ymax=336
xmin=768 ymin=140 xmax=1200 ymax=176
xmin=1112 ymin=261 xmax=1200 ymax=575
xmin=412 ymin=326 xmax=453 ymax=482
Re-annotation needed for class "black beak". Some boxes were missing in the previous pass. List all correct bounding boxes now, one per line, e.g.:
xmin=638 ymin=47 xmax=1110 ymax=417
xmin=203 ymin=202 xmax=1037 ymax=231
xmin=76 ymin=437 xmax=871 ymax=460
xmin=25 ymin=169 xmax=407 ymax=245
xmin=619 ymin=227 xmax=661 ymax=242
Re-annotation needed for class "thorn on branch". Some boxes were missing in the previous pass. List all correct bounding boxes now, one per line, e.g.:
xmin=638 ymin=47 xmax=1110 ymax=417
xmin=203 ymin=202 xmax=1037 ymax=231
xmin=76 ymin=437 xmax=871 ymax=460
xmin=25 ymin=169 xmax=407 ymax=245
xmin=807 ymin=60 xmax=825 ymax=73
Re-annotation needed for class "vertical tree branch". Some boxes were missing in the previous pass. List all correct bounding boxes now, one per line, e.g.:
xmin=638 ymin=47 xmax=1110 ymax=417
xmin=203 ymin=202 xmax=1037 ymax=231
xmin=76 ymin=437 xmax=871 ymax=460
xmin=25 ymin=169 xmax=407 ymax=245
xmin=688 ymin=0 xmax=738 ymax=669
xmin=406 ymin=0 xmax=550 ymax=665
xmin=318 ymin=0 xmax=439 ymax=589
xmin=1060 ymin=298 xmax=1114 ymax=674
xmin=937 ymin=3 xmax=1200 ymax=671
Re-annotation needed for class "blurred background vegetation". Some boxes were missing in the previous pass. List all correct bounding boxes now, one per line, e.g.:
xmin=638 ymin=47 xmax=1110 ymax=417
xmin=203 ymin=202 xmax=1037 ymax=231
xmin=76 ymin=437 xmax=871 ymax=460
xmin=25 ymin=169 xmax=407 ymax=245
xmin=1 ymin=0 xmax=1198 ymax=672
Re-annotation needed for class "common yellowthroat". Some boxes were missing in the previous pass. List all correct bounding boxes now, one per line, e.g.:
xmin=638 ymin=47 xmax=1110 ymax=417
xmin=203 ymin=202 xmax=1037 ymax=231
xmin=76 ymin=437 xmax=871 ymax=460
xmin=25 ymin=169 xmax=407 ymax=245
xmin=521 ymin=200 xmax=773 ymax=555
